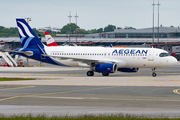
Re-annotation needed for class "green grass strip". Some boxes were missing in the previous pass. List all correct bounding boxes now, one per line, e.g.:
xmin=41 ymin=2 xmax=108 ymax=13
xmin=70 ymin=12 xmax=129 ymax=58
xmin=0 ymin=114 xmax=180 ymax=120
xmin=0 ymin=77 xmax=35 ymax=81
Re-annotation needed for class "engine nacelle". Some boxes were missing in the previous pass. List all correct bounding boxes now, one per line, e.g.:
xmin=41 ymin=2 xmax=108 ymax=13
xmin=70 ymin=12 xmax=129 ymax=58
xmin=117 ymin=68 xmax=139 ymax=73
xmin=92 ymin=63 xmax=117 ymax=73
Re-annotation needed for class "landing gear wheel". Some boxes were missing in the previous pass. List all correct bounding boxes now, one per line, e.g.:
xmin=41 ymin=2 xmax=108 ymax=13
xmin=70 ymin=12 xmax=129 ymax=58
xmin=152 ymin=72 xmax=157 ymax=77
xmin=87 ymin=71 xmax=94 ymax=76
xmin=151 ymin=68 xmax=157 ymax=77
xmin=102 ymin=73 xmax=109 ymax=76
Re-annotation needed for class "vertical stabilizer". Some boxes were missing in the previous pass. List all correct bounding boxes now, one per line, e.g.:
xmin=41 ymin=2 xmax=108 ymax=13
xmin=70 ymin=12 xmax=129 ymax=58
xmin=16 ymin=19 xmax=44 ymax=48
xmin=44 ymin=32 xmax=59 ymax=46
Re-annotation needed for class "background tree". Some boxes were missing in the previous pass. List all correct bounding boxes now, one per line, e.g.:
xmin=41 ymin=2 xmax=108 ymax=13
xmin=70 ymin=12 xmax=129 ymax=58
xmin=0 ymin=26 xmax=43 ymax=37
xmin=124 ymin=26 xmax=135 ymax=29
xmin=9 ymin=27 xmax=19 ymax=36
xmin=117 ymin=27 xmax=122 ymax=29
xmin=97 ymin=28 xmax=103 ymax=33
xmin=0 ymin=26 xmax=5 ymax=31
xmin=1 ymin=28 xmax=9 ymax=36
xmin=0 ymin=26 xmax=19 ymax=37
xmin=73 ymin=28 xmax=86 ymax=34
xmin=32 ymin=28 xmax=43 ymax=36
xmin=61 ymin=23 xmax=79 ymax=34
xmin=89 ymin=29 xmax=97 ymax=34
xmin=104 ymin=25 xmax=116 ymax=32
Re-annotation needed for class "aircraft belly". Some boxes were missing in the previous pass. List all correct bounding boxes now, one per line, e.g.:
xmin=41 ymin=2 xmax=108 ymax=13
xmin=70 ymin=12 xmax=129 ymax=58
xmin=54 ymin=59 xmax=79 ymax=67
xmin=125 ymin=58 xmax=148 ymax=68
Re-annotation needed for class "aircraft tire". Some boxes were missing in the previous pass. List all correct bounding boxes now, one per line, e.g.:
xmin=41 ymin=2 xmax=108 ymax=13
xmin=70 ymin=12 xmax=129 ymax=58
xmin=102 ymin=73 xmax=109 ymax=76
xmin=152 ymin=72 xmax=157 ymax=77
xmin=87 ymin=71 xmax=94 ymax=76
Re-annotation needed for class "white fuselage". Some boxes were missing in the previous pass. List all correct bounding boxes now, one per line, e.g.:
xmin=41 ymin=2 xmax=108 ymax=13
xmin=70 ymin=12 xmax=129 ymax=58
xmin=44 ymin=46 xmax=177 ymax=68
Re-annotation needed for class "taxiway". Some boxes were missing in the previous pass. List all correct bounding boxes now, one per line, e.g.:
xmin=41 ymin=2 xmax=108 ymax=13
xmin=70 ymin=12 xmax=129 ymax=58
xmin=0 ymin=61 xmax=179 ymax=117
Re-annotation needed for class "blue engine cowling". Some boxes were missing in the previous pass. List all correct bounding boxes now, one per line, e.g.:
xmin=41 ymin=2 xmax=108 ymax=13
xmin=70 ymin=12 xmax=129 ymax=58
xmin=117 ymin=68 xmax=139 ymax=72
xmin=92 ymin=63 xmax=117 ymax=73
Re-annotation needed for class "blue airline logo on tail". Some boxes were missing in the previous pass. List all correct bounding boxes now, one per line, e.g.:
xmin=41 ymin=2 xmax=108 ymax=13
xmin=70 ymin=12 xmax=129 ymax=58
xmin=112 ymin=49 xmax=148 ymax=54
xmin=17 ymin=21 xmax=35 ymax=48
xmin=16 ymin=18 xmax=44 ymax=49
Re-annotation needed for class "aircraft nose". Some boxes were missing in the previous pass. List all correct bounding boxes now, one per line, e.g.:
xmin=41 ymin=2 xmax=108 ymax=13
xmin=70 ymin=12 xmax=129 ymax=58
xmin=171 ymin=57 xmax=178 ymax=65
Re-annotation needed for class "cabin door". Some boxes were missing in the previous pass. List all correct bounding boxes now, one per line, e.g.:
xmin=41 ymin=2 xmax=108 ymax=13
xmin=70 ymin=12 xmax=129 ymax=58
xmin=148 ymin=50 xmax=154 ymax=61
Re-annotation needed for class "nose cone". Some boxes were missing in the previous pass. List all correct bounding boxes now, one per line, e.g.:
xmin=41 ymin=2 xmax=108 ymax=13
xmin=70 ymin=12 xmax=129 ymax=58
xmin=171 ymin=57 xmax=178 ymax=66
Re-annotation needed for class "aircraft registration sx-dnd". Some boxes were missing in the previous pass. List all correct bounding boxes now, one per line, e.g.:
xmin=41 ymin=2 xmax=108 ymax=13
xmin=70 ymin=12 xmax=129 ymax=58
xmin=8 ymin=19 xmax=177 ymax=77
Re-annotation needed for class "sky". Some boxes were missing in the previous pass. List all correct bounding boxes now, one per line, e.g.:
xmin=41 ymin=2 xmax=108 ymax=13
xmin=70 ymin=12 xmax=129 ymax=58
xmin=0 ymin=0 xmax=179 ymax=30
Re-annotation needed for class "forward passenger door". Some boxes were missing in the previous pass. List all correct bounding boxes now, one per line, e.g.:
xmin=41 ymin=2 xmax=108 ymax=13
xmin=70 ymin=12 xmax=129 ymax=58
xmin=148 ymin=50 xmax=154 ymax=61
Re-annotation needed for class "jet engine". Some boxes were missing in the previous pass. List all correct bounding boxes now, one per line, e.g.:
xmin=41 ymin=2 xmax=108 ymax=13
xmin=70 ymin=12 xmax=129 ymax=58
xmin=92 ymin=63 xmax=117 ymax=73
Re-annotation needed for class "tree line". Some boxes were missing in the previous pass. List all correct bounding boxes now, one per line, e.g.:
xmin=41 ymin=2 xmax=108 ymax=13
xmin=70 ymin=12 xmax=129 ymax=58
xmin=60 ymin=24 xmax=135 ymax=34
xmin=0 ymin=26 xmax=43 ymax=37
xmin=0 ymin=24 xmax=135 ymax=37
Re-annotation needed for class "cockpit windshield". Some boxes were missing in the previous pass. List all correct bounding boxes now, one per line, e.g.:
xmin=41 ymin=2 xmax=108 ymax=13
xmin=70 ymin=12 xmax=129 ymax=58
xmin=159 ymin=53 xmax=171 ymax=57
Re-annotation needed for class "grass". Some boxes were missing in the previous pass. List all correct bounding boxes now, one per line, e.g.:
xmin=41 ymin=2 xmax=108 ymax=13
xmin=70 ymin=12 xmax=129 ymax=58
xmin=0 ymin=77 xmax=36 ymax=81
xmin=0 ymin=114 xmax=180 ymax=120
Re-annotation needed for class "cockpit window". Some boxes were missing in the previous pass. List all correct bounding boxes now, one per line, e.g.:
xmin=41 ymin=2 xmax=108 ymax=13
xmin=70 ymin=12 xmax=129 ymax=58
xmin=159 ymin=53 xmax=171 ymax=57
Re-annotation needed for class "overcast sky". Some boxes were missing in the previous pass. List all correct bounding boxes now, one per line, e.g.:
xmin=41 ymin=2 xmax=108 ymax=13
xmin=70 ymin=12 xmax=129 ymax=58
xmin=0 ymin=0 xmax=179 ymax=30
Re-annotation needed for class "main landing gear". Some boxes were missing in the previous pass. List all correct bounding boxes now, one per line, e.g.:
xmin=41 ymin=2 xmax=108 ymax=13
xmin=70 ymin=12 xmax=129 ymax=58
xmin=86 ymin=71 xmax=110 ymax=76
xmin=87 ymin=63 xmax=110 ymax=76
xmin=102 ymin=73 xmax=109 ymax=76
xmin=87 ymin=71 xmax=94 ymax=76
xmin=152 ymin=68 xmax=157 ymax=77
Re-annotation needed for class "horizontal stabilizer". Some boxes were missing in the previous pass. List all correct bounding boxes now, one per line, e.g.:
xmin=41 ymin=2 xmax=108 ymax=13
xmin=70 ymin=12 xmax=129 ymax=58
xmin=3 ymin=50 xmax=33 ymax=56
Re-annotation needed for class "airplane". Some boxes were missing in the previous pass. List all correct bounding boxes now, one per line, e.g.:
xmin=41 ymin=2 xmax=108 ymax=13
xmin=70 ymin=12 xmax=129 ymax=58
xmin=11 ymin=18 xmax=177 ymax=77
xmin=44 ymin=32 xmax=59 ymax=46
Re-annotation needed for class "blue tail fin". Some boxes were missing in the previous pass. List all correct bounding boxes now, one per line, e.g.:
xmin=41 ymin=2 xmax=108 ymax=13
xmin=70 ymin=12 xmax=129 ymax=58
xmin=16 ymin=18 xmax=44 ymax=48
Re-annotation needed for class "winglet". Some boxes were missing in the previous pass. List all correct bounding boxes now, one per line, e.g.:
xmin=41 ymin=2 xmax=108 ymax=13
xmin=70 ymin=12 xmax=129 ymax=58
xmin=109 ymin=43 xmax=113 ymax=48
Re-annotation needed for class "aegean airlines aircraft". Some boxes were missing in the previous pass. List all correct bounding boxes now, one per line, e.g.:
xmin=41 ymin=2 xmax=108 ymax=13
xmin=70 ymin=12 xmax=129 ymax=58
xmin=12 ymin=19 xmax=177 ymax=77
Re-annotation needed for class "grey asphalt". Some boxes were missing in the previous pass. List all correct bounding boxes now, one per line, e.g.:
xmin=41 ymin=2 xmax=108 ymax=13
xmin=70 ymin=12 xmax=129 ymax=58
xmin=0 ymin=85 xmax=180 ymax=117
xmin=0 ymin=61 xmax=180 ymax=117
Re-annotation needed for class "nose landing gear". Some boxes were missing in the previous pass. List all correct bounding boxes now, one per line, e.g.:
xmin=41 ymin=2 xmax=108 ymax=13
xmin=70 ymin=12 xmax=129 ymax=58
xmin=152 ymin=68 xmax=157 ymax=77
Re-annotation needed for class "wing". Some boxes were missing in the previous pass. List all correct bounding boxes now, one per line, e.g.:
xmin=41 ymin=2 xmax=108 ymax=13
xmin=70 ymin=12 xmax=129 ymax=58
xmin=42 ymin=54 xmax=126 ymax=66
